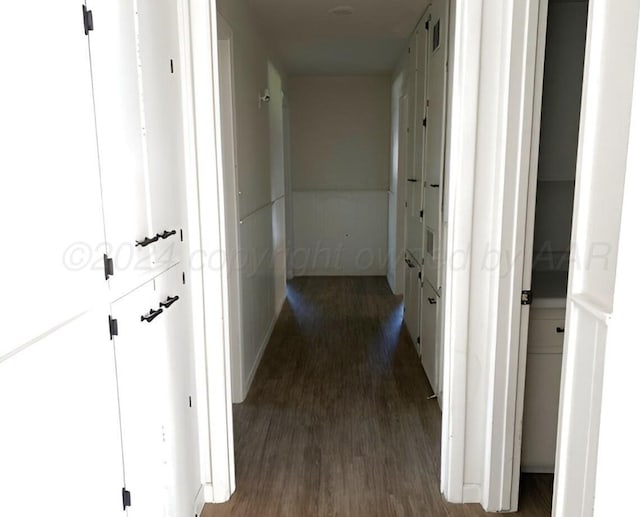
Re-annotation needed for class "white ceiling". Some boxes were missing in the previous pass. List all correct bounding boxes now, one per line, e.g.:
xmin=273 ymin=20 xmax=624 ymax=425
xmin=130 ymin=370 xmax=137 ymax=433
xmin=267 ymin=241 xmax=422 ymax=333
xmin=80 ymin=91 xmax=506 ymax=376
xmin=245 ymin=0 xmax=429 ymax=75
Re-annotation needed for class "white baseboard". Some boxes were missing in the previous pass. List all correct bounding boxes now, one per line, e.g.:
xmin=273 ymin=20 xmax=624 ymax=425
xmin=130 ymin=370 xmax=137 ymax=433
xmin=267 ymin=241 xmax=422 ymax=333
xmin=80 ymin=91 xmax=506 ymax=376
xmin=241 ymin=295 xmax=286 ymax=399
xmin=194 ymin=484 xmax=207 ymax=515
xmin=462 ymin=483 xmax=482 ymax=503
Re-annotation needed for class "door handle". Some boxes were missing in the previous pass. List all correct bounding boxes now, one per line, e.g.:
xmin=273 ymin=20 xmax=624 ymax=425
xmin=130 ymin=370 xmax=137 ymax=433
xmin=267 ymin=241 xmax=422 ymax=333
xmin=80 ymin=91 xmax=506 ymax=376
xmin=141 ymin=308 xmax=163 ymax=323
xmin=407 ymin=178 xmax=418 ymax=183
xmin=405 ymin=258 xmax=416 ymax=268
xmin=556 ymin=327 xmax=565 ymax=334
xmin=428 ymin=297 xmax=437 ymax=305
xmin=135 ymin=234 xmax=160 ymax=247
xmin=160 ymin=295 xmax=180 ymax=309
xmin=157 ymin=230 xmax=177 ymax=240
xmin=430 ymin=184 xmax=440 ymax=188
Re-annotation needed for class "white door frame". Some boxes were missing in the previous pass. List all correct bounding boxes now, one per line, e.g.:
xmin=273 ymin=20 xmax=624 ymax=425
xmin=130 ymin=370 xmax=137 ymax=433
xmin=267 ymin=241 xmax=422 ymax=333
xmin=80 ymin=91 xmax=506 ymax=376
xmin=178 ymin=0 xmax=235 ymax=503
xmin=439 ymin=0 xmax=482 ymax=503
xmin=216 ymin=14 xmax=245 ymax=404
xmin=440 ymin=0 xmax=543 ymax=509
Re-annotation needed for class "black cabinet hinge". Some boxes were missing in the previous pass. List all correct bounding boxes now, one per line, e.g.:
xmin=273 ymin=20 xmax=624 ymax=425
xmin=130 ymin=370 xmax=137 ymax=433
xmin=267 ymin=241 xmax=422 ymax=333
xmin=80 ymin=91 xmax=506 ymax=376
xmin=418 ymin=271 xmax=422 ymax=280
xmin=108 ymin=316 xmax=118 ymax=340
xmin=82 ymin=5 xmax=94 ymax=35
xmin=426 ymin=19 xmax=430 ymax=31
xmin=521 ymin=290 xmax=532 ymax=306
xmin=103 ymin=254 xmax=114 ymax=280
xmin=422 ymin=117 xmax=427 ymax=127
xmin=419 ymin=209 xmax=424 ymax=219
xmin=122 ymin=488 xmax=131 ymax=510
xmin=417 ymin=336 xmax=421 ymax=344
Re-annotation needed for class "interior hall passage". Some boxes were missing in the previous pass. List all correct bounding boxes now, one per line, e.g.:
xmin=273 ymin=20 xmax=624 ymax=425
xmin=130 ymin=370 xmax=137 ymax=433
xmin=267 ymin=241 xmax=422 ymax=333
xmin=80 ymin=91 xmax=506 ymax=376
xmin=203 ymin=277 xmax=553 ymax=517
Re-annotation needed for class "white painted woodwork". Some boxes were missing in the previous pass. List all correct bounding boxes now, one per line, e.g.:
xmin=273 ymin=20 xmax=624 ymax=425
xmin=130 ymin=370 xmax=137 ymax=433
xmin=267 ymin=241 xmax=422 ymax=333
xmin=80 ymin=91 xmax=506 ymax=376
xmin=155 ymin=267 xmax=202 ymax=517
xmin=554 ymin=1 xmax=640 ymax=514
xmin=423 ymin=0 xmax=449 ymax=293
xmin=88 ymin=0 xmax=154 ymax=289
xmin=0 ymin=312 xmax=124 ymax=517
xmin=521 ymin=308 xmax=565 ymax=473
xmin=518 ymin=0 xmax=587 ymax=485
xmin=592 ymin=17 xmax=640 ymax=511
xmin=404 ymin=258 xmax=422 ymax=349
xmin=216 ymin=17 xmax=244 ymax=404
xmin=292 ymin=191 xmax=389 ymax=276
xmin=0 ymin=0 xmax=106 ymax=356
xmin=421 ymin=282 xmax=439 ymax=392
xmin=111 ymin=280 xmax=169 ymax=517
xmin=137 ymin=0 xmax=186 ymax=268
xmin=2 ymin=1 xmax=207 ymax=514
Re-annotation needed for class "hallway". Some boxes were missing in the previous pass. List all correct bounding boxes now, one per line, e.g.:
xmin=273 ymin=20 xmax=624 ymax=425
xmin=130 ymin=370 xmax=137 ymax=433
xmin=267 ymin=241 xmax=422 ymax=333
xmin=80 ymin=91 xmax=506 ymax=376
xmin=203 ymin=277 xmax=552 ymax=517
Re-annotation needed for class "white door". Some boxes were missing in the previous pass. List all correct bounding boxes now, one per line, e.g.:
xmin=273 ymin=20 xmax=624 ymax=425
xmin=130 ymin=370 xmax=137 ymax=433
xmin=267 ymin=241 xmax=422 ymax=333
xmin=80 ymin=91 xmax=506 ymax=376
xmin=0 ymin=0 xmax=106 ymax=354
xmin=137 ymin=0 xmax=185 ymax=268
xmin=0 ymin=312 xmax=125 ymax=517
xmin=111 ymin=280 xmax=171 ymax=517
xmin=155 ymin=267 xmax=202 ymax=517
xmin=88 ymin=0 xmax=153 ymax=288
xmin=421 ymin=282 xmax=439 ymax=391
xmin=404 ymin=254 xmax=421 ymax=349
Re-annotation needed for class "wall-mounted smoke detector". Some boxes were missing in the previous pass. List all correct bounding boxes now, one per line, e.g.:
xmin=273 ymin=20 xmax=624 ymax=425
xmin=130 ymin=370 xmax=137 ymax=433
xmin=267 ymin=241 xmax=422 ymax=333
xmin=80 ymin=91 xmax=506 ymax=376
xmin=328 ymin=5 xmax=355 ymax=16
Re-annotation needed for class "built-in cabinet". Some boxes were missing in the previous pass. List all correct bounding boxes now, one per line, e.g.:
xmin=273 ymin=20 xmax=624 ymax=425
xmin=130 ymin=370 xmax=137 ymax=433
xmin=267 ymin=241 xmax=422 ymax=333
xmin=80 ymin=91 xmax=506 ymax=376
xmin=0 ymin=1 xmax=201 ymax=515
xmin=402 ymin=0 xmax=449 ymax=402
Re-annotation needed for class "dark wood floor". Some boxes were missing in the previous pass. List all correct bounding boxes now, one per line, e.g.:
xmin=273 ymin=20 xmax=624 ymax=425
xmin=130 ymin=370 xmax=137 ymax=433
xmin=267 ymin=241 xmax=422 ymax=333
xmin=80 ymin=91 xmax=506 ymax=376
xmin=203 ymin=277 xmax=553 ymax=517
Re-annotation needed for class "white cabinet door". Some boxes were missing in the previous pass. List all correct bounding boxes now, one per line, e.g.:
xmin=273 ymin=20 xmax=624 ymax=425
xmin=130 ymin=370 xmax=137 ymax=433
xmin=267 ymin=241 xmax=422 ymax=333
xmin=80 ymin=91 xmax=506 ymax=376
xmin=0 ymin=312 xmax=124 ymax=517
xmin=424 ymin=0 xmax=450 ymax=292
xmin=403 ymin=254 xmax=422 ymax=349
xmin=137 ymin=0 xmax=185 ymax=269
xmin=111 ymin=280 xmax=171 ymax=517
xmin=0 ymin=1 xmax=106 ymax=355
xmin=421 ymin=283 xmax=439 ymax=392
xmin=155 ymin=267 xmax=201 ymax=517
xmin=88 ymin=0 xmax=154 ymax=287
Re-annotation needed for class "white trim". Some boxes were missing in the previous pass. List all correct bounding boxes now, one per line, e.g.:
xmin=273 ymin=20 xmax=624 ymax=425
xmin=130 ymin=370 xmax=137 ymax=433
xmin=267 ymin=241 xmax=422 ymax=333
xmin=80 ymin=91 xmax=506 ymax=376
xmin=482 ymin=0 xmax=542 ymax=512
xmin=193 ymin=483 xmax=206 ymax=517
xmin=440 ymin=0 xmax=481 ymax=503
xmin=462 ymin=484 xmax=483 ymax=503
xmin=179 ymin=0 xmax=235 ymax=503
xmin=242 ymin=295 xmax=286 ymax=398
xmin=216 ymin=13 xmax=245 ymax=405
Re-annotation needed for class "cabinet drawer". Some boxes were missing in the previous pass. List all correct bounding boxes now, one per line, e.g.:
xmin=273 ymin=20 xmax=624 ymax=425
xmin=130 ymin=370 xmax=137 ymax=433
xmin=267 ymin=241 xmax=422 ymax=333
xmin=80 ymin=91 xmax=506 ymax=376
xmin=528 ymin=310 xmax=566 ymax=353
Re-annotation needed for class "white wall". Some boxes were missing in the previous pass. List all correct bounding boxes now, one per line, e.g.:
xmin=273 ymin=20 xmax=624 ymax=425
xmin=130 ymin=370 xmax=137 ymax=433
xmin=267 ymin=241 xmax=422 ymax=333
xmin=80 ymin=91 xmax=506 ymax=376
xmin=289 ymin=75 xmax=391 ymax=276
xmin=217 ymin=0 xmax=287 ymax=401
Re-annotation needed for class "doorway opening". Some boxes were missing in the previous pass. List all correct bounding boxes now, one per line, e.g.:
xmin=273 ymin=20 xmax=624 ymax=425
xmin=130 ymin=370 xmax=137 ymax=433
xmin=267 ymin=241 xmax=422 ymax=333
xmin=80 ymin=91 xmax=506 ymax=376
xmin=518 ymin=0 xmax=589 ymax=508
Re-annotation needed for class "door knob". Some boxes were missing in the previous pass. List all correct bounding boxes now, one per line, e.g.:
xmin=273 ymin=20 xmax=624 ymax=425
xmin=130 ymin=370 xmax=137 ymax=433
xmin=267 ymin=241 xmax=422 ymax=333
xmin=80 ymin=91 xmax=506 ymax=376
xmin=428 ymin=297 xmax=437 ymax=305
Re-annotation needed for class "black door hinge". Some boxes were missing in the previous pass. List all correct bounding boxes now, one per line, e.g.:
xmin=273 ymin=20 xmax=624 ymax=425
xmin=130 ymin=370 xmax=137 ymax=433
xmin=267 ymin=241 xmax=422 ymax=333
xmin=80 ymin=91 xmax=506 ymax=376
xmin=122 ymin=488 xmax=131 ymax=510
xmin=420 ymin=209 xmax=424 ymax=219
xmin=103 ymin=254 xmax=114 ymax=280
xmin=417 ymin=336 xmax=421 ymax=344
xmin=82 ymin=5 xmax=94 ymax=35
xmin=422 ymin=117 xmax=427 ymax=127
xmin=418 ymin=271 xmax=422 ymax=281
xmin=521 ymin=290 xmax=532 ymax=305
xmin=426 ymin=19 xmax=430 ymax=31
xmin=108 ymin=316 xmax=118 ymax=340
